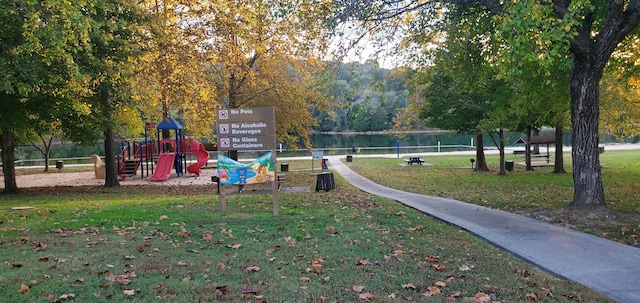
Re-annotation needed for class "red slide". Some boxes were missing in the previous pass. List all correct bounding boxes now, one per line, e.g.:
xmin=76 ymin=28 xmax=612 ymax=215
xmin=187 ymin=140 xmax=210 ymax=176
xmin=150 ymin=152 xmax=176 ymax=182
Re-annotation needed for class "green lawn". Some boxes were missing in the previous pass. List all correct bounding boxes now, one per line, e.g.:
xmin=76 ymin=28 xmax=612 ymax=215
xmin=0 ymin=159 xmax=620 ymax=302
xmin=345 ymin=150 xmax=640 ymax=247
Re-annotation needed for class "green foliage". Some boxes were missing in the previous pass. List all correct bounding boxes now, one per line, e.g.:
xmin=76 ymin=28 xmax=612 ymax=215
xmin=314 ymin=61 xmax=411 ymax=132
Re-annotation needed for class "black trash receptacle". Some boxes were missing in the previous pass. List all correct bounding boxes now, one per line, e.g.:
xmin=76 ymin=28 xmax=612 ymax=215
xmin=346 ymin=155 xmax=353 ymax=162
xmin=505 ymin=161 xmax=514 ymax=171
xmin=315 ymin=172 xmax=335 ymax=192
xmin=56 ymin=160 xmax=64 ymax=170
xmin=281 ymin=163 xmax=289 ymax=172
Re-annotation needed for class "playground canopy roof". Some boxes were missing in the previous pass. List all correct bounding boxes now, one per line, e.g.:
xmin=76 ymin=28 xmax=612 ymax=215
xmin=515 ymin=135 xmax=555 ymax=145
xmin=156 ymin=117 xmax=183 ymax=130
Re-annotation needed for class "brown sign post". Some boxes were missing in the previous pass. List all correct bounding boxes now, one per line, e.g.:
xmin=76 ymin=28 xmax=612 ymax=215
xmin=215 ymin=107 xmax=279 ymax=215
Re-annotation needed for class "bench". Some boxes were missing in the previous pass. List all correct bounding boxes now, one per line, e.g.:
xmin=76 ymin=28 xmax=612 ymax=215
xmin=512 ymin=151 xmax=551 ymax=163
xmin=530 ymin=154 xmax=550 ymax=163
xmin=404 ymin=156 xmax=425 ymax=165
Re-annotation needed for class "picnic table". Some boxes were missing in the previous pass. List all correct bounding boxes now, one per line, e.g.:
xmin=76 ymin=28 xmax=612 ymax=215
xmin=405 ymin=156 xmax=425 ymax=165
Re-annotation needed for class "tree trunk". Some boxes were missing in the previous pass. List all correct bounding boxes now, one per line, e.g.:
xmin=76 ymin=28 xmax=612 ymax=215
xmin=41 ymin=134 xmax=54 ymax=173
xmin=497 ymin=129 xmax=506 ymax=175
xmin=43 ymin=152 xmax=50 ymax=172
xmin=532 ymin=128 xmax=540 ymax=154
xmin=1 ymin=128 xmax=19 ymax=194
xmin=553 ymin=124 xmax=566 ymax=173
xmin=525 ymin=128 xmax=533 ymax=171
xmin=104 ymin=126 xmax=120 ymax=187
xmin=474 ymin=132 xmax=489 ymax=171
xmin=569 ymin=56 xmax=605 ymax=209
xmin=103 ymin=94 xmax=120 ymax=188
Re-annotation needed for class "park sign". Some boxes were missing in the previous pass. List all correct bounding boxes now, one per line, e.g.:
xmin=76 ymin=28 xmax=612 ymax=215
xmin=216 ymin=107 xmax=276 ymax=151
xmin=215 ymin=107 xmax=280 ymax=216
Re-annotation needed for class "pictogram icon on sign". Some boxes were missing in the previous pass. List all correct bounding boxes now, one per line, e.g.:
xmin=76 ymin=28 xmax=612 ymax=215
xmin=218 ymin=110 xmax=229 ymax=120
xmin=219 ymin=124 xmax=229 ymax=134
xmin=220 ymin=138 xmax=230 ymax=148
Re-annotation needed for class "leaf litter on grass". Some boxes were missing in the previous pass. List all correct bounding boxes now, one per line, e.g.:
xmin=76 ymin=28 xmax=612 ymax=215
xmin=0 ymin=182 xmax=617 ymax=302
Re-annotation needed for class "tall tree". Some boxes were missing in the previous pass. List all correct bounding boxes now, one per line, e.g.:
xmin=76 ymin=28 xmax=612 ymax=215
xmin=330 ymin=0 xmax=640 ymax=210
xmin=135 ymin=0 xmax=218 ymax=140
xmin=0 ymin=1 xmax=92 ymax=193
xmin=200 ymin=0 xmax=330 ymax=150
xmin=76 ymin=0 xmax=149 ymax=187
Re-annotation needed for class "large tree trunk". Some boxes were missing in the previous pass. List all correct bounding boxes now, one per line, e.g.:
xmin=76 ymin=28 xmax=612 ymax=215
xmin=104 ymin=126 xmax=120 ymax=187
xmin=103 ymin=94 xmax=120 ymax=188
xmin=1 ymin=128 xmax=19 ymax=194
xmin=569 ymin=56 xmax=605 ymax=209
xmin=474 ymin=132 xmax=489 ymax=171
xmin=553 ymin=124 xmax=566 ymax=174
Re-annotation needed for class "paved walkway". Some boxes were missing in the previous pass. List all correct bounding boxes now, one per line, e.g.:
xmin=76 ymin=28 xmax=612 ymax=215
xmin=325 ymin=155 xmax=640 ymax=303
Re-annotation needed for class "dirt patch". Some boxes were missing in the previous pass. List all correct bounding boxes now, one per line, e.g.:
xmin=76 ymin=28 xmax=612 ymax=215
xmin=0 ymin=167 xmax=219 ymax=189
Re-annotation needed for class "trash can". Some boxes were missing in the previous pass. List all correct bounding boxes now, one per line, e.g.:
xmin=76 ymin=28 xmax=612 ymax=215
xmin=505 ymin=161 xmax=514 ymax=171
xmin=346 ymin=155 xmax=353 ymax=162
xmin=56 ymin=160 xmax=64 ymax=170
xmin=315 ymin=172 xmax=335 ymax=192
xmin=281 ymin=163 xmax=289 ymax=172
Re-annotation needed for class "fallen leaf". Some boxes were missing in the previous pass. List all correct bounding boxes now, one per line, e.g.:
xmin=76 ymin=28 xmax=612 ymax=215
xmin=18 ymin=284 xmax=29 ymax=293
xmin=241 ymin=285 xmax=258 ymax=294
xmin=216 ymin=263 xmax=226 ymax=270
xmin=177 ymin=261 xmax=187 ymax=267
xmin=402 ymin=283 xmax=416 ymax=289
xmin=159 ymin=215 xmax=168 ymax=220
xmin=430 ymin=264 xmax=446 ymax=271
xmin=474 ymin=292 xmax=491 ymax=302
xmin=202 ymin=232 xmax=213 ymax=241
xmin=355 ymin=257 xmax=371 ymax=266
xmin=215 ymin=285 xmax=228 ymax=295
xmin=115 ymin=276 xmax=131 ymax=285
xmin=359 ymin=292 xmax=375 ymax=300
xmin=123 ymin=289 xmax=135 ymax=296
xmin=352 ymin=285 xmax=365 ymax=293
xmin=227 ymin=243 xmax=242 ymax=249
xmin=407 ymin=225 xmax=424 ymax=232
xmin=434 ymin=281 xmax=446 ymax=287
xmin=245 ymin=265 xmax=261 ymax=272
xmin=300 ymin=277 xmax=311 ymax=282
xmin=425 ymin=255 xmax=439 ymax=262
xmin=59 ymin=293 xmax=75 ymax=299
xmin=136 ymin=246 xmax=144 ymax=252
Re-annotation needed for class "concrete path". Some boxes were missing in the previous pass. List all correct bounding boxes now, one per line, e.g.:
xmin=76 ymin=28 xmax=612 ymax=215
xmin=325 ymin=155 xmax=640 ymax=303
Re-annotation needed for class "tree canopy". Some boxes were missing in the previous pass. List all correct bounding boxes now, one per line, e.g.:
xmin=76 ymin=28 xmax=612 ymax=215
xmin=328 ymin=0 xmax=640 ymax=210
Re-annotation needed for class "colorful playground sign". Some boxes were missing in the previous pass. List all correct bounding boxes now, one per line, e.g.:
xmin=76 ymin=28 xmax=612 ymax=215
xmin=217 ymin=152 xmax=275 ymax=185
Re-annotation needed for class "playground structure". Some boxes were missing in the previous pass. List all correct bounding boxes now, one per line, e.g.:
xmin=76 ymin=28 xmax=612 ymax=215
xmin=91 ymin=154 xmax=106 ymax=179
xmin=114 ymin=117 xmax=211 ymax=182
